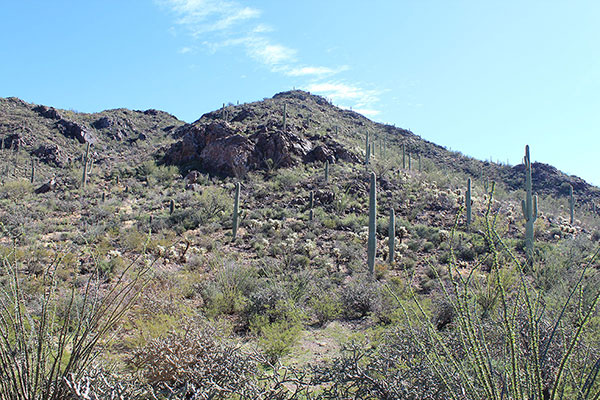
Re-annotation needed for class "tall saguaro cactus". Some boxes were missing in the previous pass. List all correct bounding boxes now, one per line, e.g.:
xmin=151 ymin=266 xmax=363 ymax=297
xmin=402 ymin=144 xmax=406 ymax=169
xmin=232 ymin=182 xmax=241 ymax=240
xmin=388 ymin=208 xmax=395 ymax=264
xmin=569 ymin=184 xmax=575 ymax=224
xmin=324 ymin=160 xmax=329 ymax=182
xmin=521 ymin=145 xmax=538 ymax=262
xmin=309 ymin=191 xmax=314 ymax=221
xmin=368 ymin=172 xmax=377 ymax=274
xmin=81 ymin=142 xmax=91 ymax=188
xmin=30 ymin=159 xmax=36 ymax=184
xmin=466 ymin=178 xmax=472 ymax=228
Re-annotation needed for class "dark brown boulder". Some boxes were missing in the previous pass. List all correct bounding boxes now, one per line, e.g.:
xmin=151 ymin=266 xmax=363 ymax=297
xmin=201 ymin=134 xmax=254 ymax=177
xmin=92 ymin=116 xmax=113 ymax=129
xmin=57 ymin=119 xmax=96 ymax=144
xmin=3 ymin=133 xmax=24 ymax=150
xmin=305 ymin=145 xmax=335 ymax=163
xmin=33 ymin=105 xmax=61 ymax=120
xmin=35 ymin=177 xmax=56 ymax=194
xmin=32 ymin=143 xmax=68 ymax=167
xmin=249 ymin=130 xmax=312 ymax=169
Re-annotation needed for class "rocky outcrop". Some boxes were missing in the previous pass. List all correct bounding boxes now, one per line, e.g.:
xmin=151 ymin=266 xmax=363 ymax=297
xmin=502 ymin=162 xmax=599 ymax=204
xmin=92 ymin=116 xmax=132 ymax=141
xmin=32 ymin=143 xmax=68 ymax=167
xmin=164 ymin=120 xmax=355 ymax=177
xmin=57 ymin=119 xmax=96 ymax=144
xmin=2 ymin=133 xmax=25 ymax=150
xmin=33 ymin=105 xmax=61 ymax=120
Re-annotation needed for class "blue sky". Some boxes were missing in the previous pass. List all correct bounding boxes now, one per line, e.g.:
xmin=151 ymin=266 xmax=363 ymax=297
xmin=1 ymin=1 xmax=599 ymax=185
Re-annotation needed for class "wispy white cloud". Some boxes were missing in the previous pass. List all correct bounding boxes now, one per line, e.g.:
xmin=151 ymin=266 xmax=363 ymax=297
xmin=284 ymin=65 xmax=349 ymax=77
xmin=159 ymin=0 xmax=346 ymax=73
xmin=159 ymin=0 xmax=381 ymax=115
xmin=161 ymin=0 xmax=260 ymax=35
xmin=221 ymin=36 xmax=297 ymax=66
xmin=305 ymin=82 xmax=382 ymax=116
xmin=306 ymin=82 xmax=379 ymax=103
xmin=353 ymin=108 xmax=381 ymax=117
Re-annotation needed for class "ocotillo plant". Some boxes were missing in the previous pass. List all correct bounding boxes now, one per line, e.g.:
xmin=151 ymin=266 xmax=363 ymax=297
xmin=521 ymin=145 xmax=538 ymax=262
xmin=388 ymin=208 xmax=395 ymax=264
xmin=324 ymin=160 xmax=329 ymax=182
xmin=569 ymin=184 xmax=574 ymax=224
xmin=232 ymin=182 xmax=241 ymax=240
xmin=81 ymin=142 xmax=91 ymax=188
xmin=466 ymin=178 xmax=472 ymax=228
xmin=309 ymin=191 xmax=314 ymax=221
xmin=282 ymin=103 xmax=287 ymax=132
xmin=368 ymin=172 xmax=377 ymax=274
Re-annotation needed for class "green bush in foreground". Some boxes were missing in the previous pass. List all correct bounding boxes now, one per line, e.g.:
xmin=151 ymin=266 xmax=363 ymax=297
xmin=394 ymin=183 xmax=600 ymax=399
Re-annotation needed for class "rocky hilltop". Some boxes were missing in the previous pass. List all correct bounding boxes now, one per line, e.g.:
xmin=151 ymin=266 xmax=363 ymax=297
xmin=0 ymin=91 xmax=598 ymax=205
xmin=162 ymin=90 xmax=600 ymax=205
xmin=0 ymin=96 xmax=184 ymax=180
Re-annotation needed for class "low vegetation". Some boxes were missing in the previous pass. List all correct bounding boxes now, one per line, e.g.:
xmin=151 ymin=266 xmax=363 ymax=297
xmin=0 ymin=91 xmax=599 ymax=399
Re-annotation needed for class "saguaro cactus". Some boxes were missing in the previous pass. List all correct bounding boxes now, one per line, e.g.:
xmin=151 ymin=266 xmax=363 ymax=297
xmin=569 ymin=184 xmax=575 ymax=224
xmin=309 ymin=191 xmax=314 ymax=221
xmin=81 ymin=142 xmax=91 ymax=188
xmin=366 ymin=142 xmax=371 ymax=165
xmin=466 ymin=178 xmax=472 ymax=228
xmin=418 ymin=155 xmax=422 ymax=172
xmin=232 ymin=182 xmax=241 ymax=240
xmin=169 ymin=198 xmax=175 ymax=215
xmin=388 ymin=208 xmax=395 ymax=264
xmin=368 ymin=172 xmax=377 ymax=274
xmin=30 ymin=159 xmax=35 ymax=184
xmin=324 ymin=160 xmax=329 ymax=182
xmin=402 ymin=144 xmax=406 ymax=169
xmin=521 ymin=145 xmax=538 ymax=262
